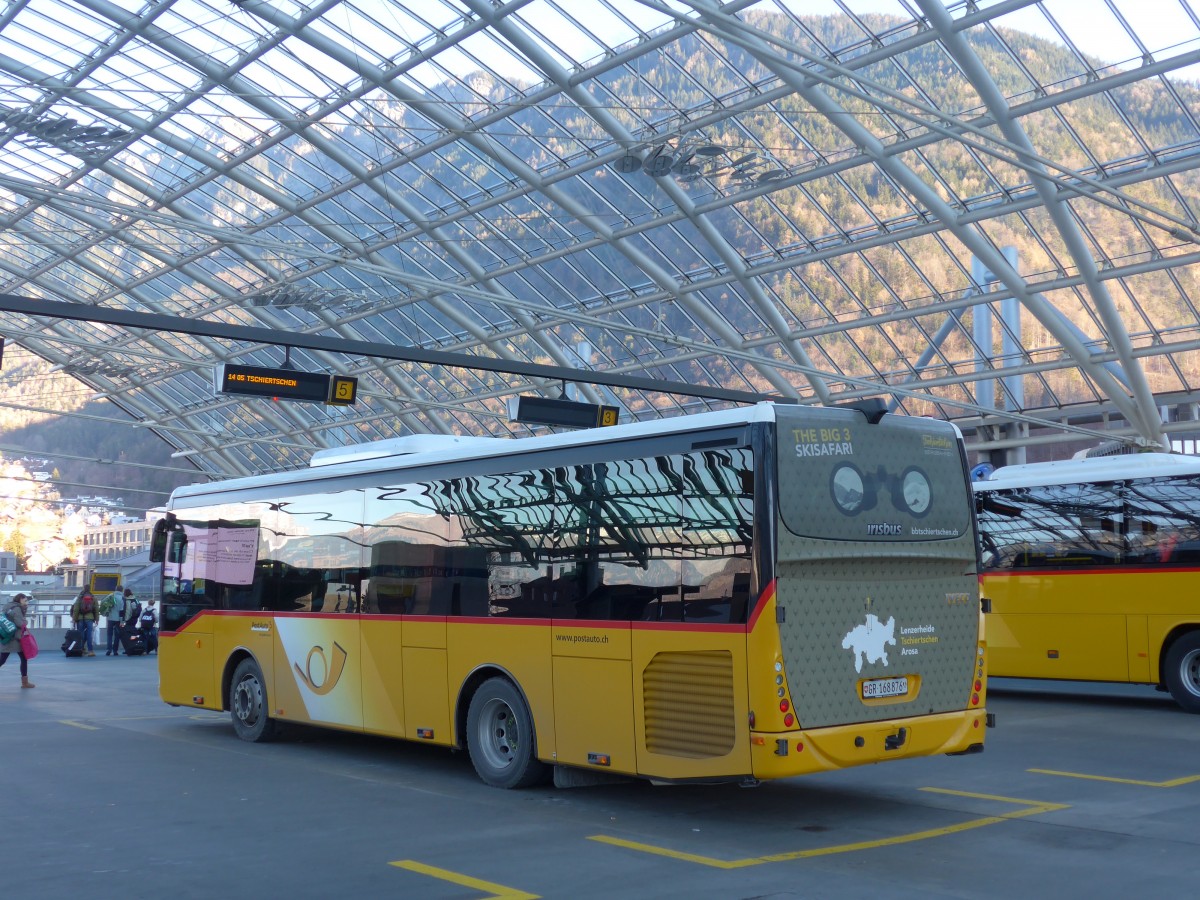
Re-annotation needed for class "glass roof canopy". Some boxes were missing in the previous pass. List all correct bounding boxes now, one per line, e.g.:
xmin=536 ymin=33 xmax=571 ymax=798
xmin=1 ymin=0 xmax=1199 ymax=478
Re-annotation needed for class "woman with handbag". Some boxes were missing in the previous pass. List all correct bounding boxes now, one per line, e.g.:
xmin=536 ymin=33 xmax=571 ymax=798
xmin=0 ymin=592 xmax=35 ymax=688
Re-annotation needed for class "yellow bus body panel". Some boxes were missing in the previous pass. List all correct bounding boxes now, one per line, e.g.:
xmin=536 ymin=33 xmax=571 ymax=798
xmin=402 ymin=647 xmax=450 ymax=742
xmin=271 ymin=615 xmax=364 ymax=728
xmin=983 ymin=570 xmax=1200 ymax=685
xmin=552 ymin=622 xmax=634 ymax=773
xmin=447 ymin=619 xmax=554 ymax=754
xmin=983 ymin=573 xmax=1127 ymax=680
xmin=158 ymin=627 xmax=218 ymax=710
xmin=631 ymin=626 xmax=751 ymax=781
xmin=361 ymin=619 xmax=405 ymax=736
xmin=1126 ymin=615 xmax=1150 ymax=683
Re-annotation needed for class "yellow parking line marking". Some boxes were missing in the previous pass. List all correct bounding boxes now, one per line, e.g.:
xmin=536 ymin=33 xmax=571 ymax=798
xmin=588 ymin=789 xmax=1067 ymax=869
xmin=59 ymin=720 xmax=100 ymax=730
xmin=389 ymin=860 xmax=539 ymax=899
xmin=1029 ymin=768 xmax=1200 ymax=788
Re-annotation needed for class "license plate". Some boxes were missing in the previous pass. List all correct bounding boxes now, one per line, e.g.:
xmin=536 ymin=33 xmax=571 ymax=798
xmin=862 ymin=676 xmax=909 ymax=699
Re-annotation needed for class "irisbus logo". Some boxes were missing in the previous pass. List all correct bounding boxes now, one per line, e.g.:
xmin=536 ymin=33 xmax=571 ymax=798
xmin=293 ymin=642 xmax=348 ymax=696
xmin=867 ymin=522 xmax=903 ymax=536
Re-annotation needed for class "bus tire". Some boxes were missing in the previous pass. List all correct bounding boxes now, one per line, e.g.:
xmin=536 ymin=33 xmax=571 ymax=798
xmin=1164 ymin=632 xmax=1200 ymax=713
xmin=230 ymin=657 xmax=278 ymax=742
xmin=466 ymin=677 xmax=546 ymax=788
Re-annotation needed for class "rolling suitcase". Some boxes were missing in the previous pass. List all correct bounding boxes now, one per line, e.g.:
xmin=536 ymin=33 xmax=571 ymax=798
xmin=119 ymin=623 xmax=146 ymax=656
xmin=62 ymin=629 xmax=84 ymax=657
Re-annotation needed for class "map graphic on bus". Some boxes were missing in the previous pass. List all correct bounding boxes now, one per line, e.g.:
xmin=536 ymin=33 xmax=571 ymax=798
xmin=842 ymin=613 xmax=897 ymax=673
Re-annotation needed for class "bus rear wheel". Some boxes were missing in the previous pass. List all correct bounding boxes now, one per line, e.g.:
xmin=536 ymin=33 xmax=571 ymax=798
xmin=1164 ymin=632 xmax=1200 ymax=713
xmin=231 ymin=657 xmax=278 ymax=742
xmin=466 ymin=677 xmax=546 ymax=788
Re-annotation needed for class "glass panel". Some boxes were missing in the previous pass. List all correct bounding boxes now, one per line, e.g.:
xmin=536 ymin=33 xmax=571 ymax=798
xmin=680 ymin=448 xmax=754 ymax=624
xmin=1121 ymin=475 xmax=1200 ymax=566
xmin=552 ymin=457 xmax=684 ymax=622
xmin=364 ymin=481 xmax=453 ymax=615
xmin=976 ymin=483 xmax=1124 ymax=569
xmin=161 ymin=489 xmax=366 ymax=624
xmin=436 ymin=469 xmax=556 ymax=619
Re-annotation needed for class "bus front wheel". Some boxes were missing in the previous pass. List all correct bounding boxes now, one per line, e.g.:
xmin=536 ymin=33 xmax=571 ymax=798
xmin=466 ymin=677 xmax=546 ymax=788
xmin=1164 ymin=632 xmax=1200 ymax=713
xmin=230 ymin=657 xmax=278 ymax=742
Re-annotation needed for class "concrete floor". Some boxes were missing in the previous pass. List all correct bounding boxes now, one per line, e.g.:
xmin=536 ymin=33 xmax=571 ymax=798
xmin=2 ymin=629 xmax=1198 ymax=899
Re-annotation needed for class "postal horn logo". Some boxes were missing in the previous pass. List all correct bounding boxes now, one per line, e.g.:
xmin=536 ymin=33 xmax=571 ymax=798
xmin=294 ymin=642 xmax=348 ymax=695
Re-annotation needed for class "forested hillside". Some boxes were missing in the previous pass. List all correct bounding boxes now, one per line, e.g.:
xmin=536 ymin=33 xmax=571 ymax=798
xmin=414 ymin=12 xmax=1200 ymax=408
xmin=0 ymin=353 xmax=196 ymax=516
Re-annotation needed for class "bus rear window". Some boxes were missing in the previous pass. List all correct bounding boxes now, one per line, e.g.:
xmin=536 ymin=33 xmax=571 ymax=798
xmin=775 ymin=408 xmax=970 ymax=542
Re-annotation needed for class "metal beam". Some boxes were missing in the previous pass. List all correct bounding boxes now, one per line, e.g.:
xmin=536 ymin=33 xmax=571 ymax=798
xmin=0 ymin=295 xmax=773 ymax=405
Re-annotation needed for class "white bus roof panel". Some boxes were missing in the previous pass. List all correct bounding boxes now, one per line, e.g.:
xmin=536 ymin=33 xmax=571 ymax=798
xmin=170 ymin=402 xmax=780 ymax=506
xmin=976 ymin=452 xmax=1200 ymax=491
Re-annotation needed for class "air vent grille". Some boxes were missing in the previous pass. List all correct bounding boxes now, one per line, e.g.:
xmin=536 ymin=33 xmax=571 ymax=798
xmin=643 ymin=650 xmax=736 ymax=758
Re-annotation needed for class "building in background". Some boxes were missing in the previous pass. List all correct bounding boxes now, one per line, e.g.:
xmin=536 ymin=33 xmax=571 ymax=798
xmin=0 ymin=551 xmax=16 ymax=583
xmin=58 ymin=513 xmax=161 ymax=597
xmin=82 ymin=515 xmax=154 ymax=565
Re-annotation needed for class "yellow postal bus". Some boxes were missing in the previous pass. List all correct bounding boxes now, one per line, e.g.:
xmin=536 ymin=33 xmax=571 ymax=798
xmin=975 ymin=452 xmax=1200 ymax=712
xmin=156 ymin=401 xmax=988 ymax=787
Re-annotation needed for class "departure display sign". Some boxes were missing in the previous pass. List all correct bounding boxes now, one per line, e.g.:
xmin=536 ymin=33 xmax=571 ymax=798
xmin=507 ymin=395 xmax=620 ymax=429
xmin=215 ymin=364 xmax=357 ymax=405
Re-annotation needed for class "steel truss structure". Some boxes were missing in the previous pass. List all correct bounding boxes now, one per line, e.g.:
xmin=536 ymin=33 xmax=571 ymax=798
xmin=1 ymin=0 xmax=1199 ymax=477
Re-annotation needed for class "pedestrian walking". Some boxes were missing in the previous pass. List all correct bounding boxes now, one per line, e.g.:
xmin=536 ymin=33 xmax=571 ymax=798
xmin=102 ymin=589 xmax=126 ymax=655
xmin=71 ymin=589 xmax=99 ymax=657
xmin=0 ymin=592 xmax=35 ymax=687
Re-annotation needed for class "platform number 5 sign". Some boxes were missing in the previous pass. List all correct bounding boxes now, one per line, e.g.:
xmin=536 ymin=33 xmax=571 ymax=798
xmin=328 ymin=375 xmax=359 ymax=406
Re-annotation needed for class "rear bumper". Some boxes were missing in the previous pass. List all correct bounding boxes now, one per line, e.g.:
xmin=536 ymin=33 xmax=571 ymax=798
xmin=750 ymin=708 xmax=988 ymax=780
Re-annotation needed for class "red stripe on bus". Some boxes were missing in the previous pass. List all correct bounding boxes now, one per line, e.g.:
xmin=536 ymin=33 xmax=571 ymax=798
xmin=746 ymin=579 xmax=777 ymax=631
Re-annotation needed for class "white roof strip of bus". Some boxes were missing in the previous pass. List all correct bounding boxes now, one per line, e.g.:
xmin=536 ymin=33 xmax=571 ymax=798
xmin=977 ymin=452 xmax=1200 ymax=491
xmin=310 ymin=434 xmax=511 ymax=466
xmin=168 ymin=402 xmax=780 ymax=506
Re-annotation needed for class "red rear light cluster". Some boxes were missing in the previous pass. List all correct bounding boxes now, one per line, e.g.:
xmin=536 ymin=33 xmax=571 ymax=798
xmin=758 ymin=658 xmax=798 ymax=734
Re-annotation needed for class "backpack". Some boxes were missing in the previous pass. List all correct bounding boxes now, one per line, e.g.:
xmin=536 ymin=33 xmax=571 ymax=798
xmin=0 ymin=609 xmax=17 ymax=642
xmin=99 ymin=595 xmax=115 ymax=616
xmin=81 ymin=594 xmax=95 ymax=615
xmin=125 ymin=600 xmax=141 ymax=624
xmin=140 ymin=607 xmax=156 ymax=629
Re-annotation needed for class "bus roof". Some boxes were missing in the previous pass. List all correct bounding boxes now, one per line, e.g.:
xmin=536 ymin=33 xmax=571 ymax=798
xmin=170 ymin=402 xmax=780 ymax=506
xmin=975 ymin=452 xmax=1200 ymax=491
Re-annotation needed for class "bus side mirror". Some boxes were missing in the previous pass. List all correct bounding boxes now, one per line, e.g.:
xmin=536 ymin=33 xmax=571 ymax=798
xmin=168 ymin=531 xmax=188 ymax=564
xmin=149 ymin=519 xmax=169 ymax=563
